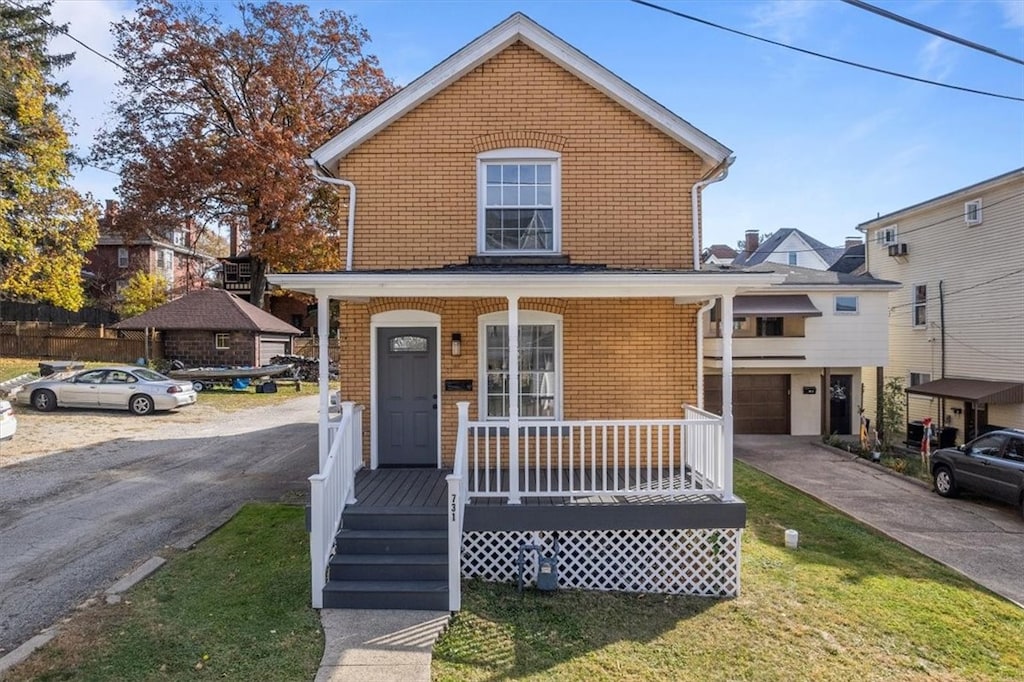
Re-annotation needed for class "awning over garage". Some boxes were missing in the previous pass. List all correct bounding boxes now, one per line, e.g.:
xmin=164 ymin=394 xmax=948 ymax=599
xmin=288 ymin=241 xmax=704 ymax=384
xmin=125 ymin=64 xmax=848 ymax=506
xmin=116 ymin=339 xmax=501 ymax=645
xmin=733 ymin=294 xmax=822 ymax=317
xmin=906 ymin=378 xmax=1024 ymax=404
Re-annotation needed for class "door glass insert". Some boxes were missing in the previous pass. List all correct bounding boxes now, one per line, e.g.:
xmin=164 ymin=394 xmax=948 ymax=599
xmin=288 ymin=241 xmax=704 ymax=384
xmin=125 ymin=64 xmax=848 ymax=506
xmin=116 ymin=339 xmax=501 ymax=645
xmin=390 ymin=335 xmax=429 ymax=353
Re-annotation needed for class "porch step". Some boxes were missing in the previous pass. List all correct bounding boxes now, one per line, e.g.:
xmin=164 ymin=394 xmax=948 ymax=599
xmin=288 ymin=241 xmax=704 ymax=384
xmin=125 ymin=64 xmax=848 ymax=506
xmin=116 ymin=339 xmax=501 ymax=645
xmin=322 ymin=580 xmax=449 ymax=611
xmin=342 ymin=506 xmax=446 ymax=531
xmin=334 ymin=528 xmax=447 ymax=555
xmin=329 ymin=553 xmax=448 ymax=581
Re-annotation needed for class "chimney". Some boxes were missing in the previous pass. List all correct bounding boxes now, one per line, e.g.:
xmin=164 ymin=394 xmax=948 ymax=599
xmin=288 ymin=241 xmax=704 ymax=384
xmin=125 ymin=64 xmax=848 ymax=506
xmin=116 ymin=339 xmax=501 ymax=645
xmin=845 ymin=236 xmax=862 ymax=249
xmin=229 ymin=225 xmax=239 ymax=257
xmin=744 ymin=229 xmax=760 ymax=254
xmin=104 ymin=200 xmax=119 ymax=226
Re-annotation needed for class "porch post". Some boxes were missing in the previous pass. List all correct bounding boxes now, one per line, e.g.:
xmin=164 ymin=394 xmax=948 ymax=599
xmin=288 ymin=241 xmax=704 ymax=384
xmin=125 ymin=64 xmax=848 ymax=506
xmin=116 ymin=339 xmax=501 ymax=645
xmin=317 ymin=291 xmax=330 ymax=471
xmin=507 ymin=295 xmax=521 ymax=504
xmin=721 ymin=293 xmax=735 ymax=501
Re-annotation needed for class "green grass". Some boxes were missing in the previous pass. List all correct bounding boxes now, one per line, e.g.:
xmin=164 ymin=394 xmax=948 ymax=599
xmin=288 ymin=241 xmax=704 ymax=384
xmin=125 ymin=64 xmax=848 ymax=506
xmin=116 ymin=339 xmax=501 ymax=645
xmin=7 ymin=504 xmax=322 ymax=682
xmin=433 ymin=463 xmax=1024 ymax=681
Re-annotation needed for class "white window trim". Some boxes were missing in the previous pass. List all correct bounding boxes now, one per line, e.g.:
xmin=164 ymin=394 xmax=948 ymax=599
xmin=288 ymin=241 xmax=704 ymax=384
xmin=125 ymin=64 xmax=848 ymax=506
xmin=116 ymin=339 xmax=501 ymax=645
xmin=477 ymin=148 xmax=561 ymax=255
xmin=875 ymin=224 xmax=898 ymax=246
xmin=833 ymin=295 xmax=859 ymax=315
xmin=912 ymin=283 xmax=927 ymax=328
xmin=117 ymin=247 xmax=129 ymax=268
xmin=964 ymin=199 xmax=982 ymax=226
xmin=215 ymin=333 xmax=230 ymax=350
xmin=478 ymin=310 xmax=563 ymax=421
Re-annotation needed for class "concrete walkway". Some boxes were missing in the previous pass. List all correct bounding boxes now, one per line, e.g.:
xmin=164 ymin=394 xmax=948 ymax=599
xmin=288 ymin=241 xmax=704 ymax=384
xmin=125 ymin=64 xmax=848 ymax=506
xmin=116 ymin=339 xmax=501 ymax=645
xmin=735 ymin=435 xmax=1024 ymax=608
xmin=315 ymin=609 xmax=449 ymax=682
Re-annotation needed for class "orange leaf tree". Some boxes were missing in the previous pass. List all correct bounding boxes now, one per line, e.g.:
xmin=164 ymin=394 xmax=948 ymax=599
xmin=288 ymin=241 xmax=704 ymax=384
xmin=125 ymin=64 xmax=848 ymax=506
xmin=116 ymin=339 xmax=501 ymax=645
xmin=93 ymin=0 xmax=395 ymax=307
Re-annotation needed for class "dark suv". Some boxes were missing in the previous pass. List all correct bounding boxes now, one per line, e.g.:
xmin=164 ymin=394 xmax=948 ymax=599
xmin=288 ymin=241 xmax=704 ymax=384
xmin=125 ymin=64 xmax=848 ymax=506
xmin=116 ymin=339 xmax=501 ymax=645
xmin=931 ymin=428 xmax=1024 ymax=518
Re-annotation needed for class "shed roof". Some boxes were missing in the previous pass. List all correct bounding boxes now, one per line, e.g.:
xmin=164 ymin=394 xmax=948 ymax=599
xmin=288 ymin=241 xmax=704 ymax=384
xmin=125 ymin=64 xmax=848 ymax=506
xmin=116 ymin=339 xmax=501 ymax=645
xmin=906 ymin=378 xmax=1024 ymax=405
xmin=113 ymin=288 xmax=301 ymax=335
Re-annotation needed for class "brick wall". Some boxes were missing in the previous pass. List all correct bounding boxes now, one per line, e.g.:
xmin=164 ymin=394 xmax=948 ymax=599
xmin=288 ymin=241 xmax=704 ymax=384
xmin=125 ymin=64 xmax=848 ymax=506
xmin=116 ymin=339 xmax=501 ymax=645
xmin=164 ymin=330 xmax=255 ymax=367
xmin=339 ymin=298 xmax=699 ymax=465
xmin=335 ymin=42 xmax=704 ymax=270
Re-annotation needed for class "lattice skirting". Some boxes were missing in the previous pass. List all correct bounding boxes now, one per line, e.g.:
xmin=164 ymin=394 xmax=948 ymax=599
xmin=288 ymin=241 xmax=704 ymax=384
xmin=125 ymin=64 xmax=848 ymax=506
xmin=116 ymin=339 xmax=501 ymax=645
xmin=462 ymin=528 xmax=741 ymax=597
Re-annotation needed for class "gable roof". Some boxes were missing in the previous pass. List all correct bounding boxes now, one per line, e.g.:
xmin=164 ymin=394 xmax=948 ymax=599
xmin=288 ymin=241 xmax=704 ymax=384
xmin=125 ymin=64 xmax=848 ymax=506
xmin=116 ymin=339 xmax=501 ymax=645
xmin=311 ymin=12 xmax=731 ymax=175
xmin=706 ymin=261 xmax=899 ymax=288
xmin=113 ymin=288 xmax=301 ymax=334
xmin=733 ymin=228 xmax=843 ymax=268
xmin=705 ymin=244 xmax=738 ymax=259
xmin=828 ymin=243 xmax=865 ymax=274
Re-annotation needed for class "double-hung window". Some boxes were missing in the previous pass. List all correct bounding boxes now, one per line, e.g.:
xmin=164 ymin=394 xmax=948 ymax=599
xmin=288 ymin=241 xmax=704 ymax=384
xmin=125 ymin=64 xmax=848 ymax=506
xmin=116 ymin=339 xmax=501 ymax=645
xmin=912 ymin=284 xmax=927 ymax=327
xmin=875 ymin=225 xmax=897 ymax=246
xmin=117 ymin=247 xmax=129 ymax=268
xmin=478 ymin=149 xmax=560 ymax=254
xmin=479 ymin=311 xmax=561 ymax=419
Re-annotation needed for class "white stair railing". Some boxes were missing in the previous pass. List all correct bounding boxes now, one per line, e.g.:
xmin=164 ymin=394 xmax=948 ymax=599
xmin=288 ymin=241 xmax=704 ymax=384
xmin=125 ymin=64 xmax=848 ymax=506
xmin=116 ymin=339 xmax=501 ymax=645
xmin=445 ymin=401 xmax=470 ymax=611
xmin=308 ymin=402 xmax=363 ymax=609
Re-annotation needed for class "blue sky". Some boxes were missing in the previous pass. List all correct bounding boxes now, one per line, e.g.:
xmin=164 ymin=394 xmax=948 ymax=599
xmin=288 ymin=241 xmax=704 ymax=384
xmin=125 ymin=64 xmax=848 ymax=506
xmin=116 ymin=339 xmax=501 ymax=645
xmin=51 ymin=0 xmax=1024 ymax=251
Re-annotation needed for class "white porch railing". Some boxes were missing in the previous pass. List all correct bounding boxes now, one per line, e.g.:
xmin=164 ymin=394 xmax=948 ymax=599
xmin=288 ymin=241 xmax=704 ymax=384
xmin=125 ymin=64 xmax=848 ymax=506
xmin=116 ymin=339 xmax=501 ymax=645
xmin=461 ymin=405 xmax=727 ymax=500
xmin=308 ymin=402 xmax=363 ymax=609
xmin=445 ymin=402 xmax=471 ymax=611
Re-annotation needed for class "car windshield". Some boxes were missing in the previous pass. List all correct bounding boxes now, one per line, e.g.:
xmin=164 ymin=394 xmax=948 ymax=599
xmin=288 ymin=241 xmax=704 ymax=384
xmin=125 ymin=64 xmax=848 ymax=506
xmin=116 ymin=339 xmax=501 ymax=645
xmin=132 ymin=368 xmax=170 ymax=382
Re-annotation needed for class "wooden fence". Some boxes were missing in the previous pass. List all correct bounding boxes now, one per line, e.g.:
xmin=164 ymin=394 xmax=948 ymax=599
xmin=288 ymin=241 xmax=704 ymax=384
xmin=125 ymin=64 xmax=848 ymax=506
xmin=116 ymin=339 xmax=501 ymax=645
xmin=291 ymin=337 xmax=341 ymax=364
xmin=0 ymin=324 xmax=161 ymax=363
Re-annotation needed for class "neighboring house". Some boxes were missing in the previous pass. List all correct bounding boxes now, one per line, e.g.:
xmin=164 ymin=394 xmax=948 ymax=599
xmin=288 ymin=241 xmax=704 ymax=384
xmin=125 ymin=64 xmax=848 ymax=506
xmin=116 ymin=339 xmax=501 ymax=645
xmin=733 ymin=228 xmax=847 ymax=270
xmin=269 ymin=14 xmax=783 ymax=611
xmin=858 ymin=167 xmax=1024 ymax=443
xmin=702 ymin=263 xmax=899 ymax=436
xmin=828 ymin=240 xmax=866 ymax=275
xmin=112 ymin=288 xmax=301 ymax=367
xmin=85 ymin=201 xmax=218 ymax=310
xmin=702 ymin=243 xmax=737 ymax=266
xmin=220 ymin=254 xmax=312 ymax=334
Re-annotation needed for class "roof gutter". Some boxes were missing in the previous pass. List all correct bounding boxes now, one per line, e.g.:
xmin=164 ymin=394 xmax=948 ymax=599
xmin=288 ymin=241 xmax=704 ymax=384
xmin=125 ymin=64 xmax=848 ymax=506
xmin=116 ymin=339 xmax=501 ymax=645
xmin=691 ymin=156 xmax=735 ymax=270
xmin=306 ymin=159 xmax=357 ymax=271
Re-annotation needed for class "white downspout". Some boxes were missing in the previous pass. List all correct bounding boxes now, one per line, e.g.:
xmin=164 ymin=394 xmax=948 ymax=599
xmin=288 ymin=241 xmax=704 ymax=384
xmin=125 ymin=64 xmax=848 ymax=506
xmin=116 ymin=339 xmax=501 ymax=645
xmin=695 ymin=298 xmax=716 ymax=409
xmin=306 ymin=159 xmax=357 ymax=271
xmin=691 ymin=156 xmax=735 ymax=270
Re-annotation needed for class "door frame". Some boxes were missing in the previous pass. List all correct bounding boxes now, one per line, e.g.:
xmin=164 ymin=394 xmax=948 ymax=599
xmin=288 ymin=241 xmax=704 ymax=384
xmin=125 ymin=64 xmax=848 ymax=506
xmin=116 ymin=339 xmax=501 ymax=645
xmin=369 ymin=310 xmax=442 ymax=469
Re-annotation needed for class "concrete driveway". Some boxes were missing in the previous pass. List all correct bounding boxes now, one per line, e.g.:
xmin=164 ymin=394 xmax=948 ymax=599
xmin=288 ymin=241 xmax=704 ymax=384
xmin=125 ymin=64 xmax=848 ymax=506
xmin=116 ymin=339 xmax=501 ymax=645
xmin=735 ymin=435 xmax=1024 ymax=608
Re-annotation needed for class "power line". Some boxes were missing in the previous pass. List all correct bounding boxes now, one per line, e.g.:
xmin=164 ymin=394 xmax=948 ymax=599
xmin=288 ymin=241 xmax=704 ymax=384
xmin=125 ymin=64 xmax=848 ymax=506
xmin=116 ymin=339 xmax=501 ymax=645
xmin=942 ymin=331 xmax=1023 ymax=364
xmin=629 ymin=0 xmax=1024 ymax=103
xmin=840 ymin=0 xmax=1024 ymax=67
xmin=888 ymin=267 xmax=1024 ymax=311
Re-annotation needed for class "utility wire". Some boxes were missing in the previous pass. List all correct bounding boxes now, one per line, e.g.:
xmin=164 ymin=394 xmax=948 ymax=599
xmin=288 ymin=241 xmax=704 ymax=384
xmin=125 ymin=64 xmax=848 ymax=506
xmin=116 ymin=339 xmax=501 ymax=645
xmin=629 ymin=0 xmax=1024 ymax=103
xmin=840 ymin=0 xmax=1024 ymax=67
xmin=887 ymin=268 xmax=1024 ymax=311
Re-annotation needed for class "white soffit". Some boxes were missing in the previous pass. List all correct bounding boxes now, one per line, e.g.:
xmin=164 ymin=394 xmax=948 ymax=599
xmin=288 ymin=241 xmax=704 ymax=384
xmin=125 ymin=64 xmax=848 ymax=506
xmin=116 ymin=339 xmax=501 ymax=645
xmin=311 ymin=12 xmax=732 ymax=172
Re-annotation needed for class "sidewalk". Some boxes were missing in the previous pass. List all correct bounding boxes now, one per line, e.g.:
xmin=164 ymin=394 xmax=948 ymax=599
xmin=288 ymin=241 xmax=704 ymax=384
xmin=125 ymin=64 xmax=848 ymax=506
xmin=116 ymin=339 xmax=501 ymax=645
xmin=315 ymin=609 xmax=449 ymax=682
xmin=735 ymin=435 xmax=1024 ymax=608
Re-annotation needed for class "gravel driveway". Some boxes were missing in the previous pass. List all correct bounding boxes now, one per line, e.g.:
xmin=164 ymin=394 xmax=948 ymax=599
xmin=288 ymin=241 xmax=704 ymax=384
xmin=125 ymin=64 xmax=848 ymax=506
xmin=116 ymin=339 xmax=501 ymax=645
xmin=0 ymin=394 xmax=321 ymax=655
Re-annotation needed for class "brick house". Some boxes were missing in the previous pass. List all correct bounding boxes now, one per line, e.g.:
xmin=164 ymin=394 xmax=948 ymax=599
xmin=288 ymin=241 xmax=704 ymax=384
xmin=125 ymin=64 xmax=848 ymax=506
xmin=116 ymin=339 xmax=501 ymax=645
xmin=270 ymin=14 xmax=780 ymax=611
xmin=85 ymin=201 xmax=218 ymax=310
xmin=112 ymin=288 xmax=301 ymax=368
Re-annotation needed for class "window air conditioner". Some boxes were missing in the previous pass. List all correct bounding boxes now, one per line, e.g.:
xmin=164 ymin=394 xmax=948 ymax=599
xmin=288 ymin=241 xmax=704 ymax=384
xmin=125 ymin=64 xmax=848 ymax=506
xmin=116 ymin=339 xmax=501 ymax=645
xmin=887 ymin=243 xmax=908 ymax=257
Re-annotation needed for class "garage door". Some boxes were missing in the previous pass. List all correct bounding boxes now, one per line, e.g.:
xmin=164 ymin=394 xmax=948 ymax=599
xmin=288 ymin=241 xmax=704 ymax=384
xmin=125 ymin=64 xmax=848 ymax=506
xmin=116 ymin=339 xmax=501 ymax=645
xmin=259 ymin=336 xmax=290 ymax=366
xmin=705 ymin=374 xmax=791 ymax=434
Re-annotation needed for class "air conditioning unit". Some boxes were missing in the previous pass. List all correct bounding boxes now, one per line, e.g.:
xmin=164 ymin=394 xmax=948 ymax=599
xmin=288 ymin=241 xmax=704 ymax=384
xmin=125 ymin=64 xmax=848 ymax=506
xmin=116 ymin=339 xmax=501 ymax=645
xmin=887 ymin=243 xmax=908 ymax=257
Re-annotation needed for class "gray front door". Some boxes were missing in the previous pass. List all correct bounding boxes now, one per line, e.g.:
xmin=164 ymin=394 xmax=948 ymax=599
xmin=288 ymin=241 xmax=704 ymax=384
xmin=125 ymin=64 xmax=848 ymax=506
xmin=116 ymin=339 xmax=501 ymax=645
xmin=377 ymin=327 xmax=438 ymax=467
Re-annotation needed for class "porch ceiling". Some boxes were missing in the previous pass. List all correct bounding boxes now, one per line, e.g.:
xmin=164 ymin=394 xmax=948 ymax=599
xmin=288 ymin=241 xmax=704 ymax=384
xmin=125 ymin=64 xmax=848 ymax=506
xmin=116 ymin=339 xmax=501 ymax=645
xmin=267 ymin=270 xmax=785 ymax=299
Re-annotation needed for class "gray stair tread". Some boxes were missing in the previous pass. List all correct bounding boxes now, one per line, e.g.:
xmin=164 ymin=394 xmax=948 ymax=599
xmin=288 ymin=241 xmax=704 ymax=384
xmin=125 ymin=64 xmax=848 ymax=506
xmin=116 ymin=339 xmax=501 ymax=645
xmin=325 ymin=580 xmax=448 ymax=592
xmin=337 ymin=529 xmax=446 ymax=539
xmin=332 ymin=553 xmax=446 ymax=565
xmin=345 ymin=506 xmax=444 ymax=515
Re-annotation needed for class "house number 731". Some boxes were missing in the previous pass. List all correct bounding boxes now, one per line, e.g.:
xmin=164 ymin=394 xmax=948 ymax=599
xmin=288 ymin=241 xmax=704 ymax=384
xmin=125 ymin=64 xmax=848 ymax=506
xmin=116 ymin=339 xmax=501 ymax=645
xmin=450 ymin=493 xmax=457 ymax=521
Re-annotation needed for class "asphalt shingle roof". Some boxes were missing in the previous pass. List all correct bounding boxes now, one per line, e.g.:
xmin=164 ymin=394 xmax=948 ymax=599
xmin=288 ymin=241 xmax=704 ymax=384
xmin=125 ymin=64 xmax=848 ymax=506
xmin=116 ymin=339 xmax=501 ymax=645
xmin=113 ymin=288 xmax=301 ymax=334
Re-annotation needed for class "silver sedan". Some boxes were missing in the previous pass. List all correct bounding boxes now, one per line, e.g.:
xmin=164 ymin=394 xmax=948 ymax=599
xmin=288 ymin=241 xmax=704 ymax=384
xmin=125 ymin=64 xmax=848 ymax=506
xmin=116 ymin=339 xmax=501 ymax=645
xmin=15 ymin=366 xmax=198 ymax=415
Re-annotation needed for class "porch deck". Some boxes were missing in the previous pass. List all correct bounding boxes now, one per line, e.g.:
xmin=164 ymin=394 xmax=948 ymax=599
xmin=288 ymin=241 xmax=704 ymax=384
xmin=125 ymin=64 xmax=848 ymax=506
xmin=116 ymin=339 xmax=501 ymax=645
xmin=351 ymin=467 xmax=744 ymax=532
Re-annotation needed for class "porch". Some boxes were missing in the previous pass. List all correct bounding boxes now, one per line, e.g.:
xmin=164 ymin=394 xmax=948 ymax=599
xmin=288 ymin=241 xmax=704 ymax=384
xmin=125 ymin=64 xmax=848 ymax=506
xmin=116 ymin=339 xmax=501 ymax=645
xmin=310 ymin=401 xmax=743 ymax=610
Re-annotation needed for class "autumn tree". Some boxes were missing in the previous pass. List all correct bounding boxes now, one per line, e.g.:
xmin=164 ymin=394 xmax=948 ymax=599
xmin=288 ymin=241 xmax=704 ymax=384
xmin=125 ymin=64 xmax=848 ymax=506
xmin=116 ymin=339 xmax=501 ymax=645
xmin=117 ymin=270 xmax=168 ymax=318
xmin=93 ymin=0 xmax=395 ymax=308
xmin=0 ymin=0 xmax=99 ymax=310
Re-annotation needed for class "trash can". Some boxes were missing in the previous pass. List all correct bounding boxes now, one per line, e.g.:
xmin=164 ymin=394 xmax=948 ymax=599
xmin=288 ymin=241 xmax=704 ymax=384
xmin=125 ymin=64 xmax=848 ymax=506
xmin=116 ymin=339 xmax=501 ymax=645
xmin=906 ymin=420 xmax=924 ymax=447
xmin=940 ymin=427 xmax=958 ymax=448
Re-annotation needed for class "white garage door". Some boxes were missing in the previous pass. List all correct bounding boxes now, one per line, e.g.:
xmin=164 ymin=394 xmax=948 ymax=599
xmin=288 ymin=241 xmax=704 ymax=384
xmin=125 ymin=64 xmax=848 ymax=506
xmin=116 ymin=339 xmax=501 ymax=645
xmin=259 ymin=336 xmax=290 ymax=366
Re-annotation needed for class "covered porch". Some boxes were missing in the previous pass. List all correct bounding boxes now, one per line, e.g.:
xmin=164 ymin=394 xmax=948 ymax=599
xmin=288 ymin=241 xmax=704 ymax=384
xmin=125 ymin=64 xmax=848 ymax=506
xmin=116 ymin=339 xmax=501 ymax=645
xmin=267 ymin=268 xmax=782 ymax=609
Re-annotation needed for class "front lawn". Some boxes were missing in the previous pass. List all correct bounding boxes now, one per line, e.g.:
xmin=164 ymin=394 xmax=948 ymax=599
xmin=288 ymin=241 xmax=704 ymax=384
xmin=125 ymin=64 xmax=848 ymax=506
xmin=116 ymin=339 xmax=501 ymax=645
xmin=433 ymin=463 xmax=1024 ymax=681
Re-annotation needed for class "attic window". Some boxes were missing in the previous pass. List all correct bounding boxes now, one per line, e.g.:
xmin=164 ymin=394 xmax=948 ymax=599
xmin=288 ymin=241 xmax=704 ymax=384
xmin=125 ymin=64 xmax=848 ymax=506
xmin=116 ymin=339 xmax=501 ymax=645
xmin=478 ymin=148 xmax=560 ymax=254
xmin=964 ymin=199 xmax=982 ymax=226
xmin=875 ymin=225 xmax=897 ymax=246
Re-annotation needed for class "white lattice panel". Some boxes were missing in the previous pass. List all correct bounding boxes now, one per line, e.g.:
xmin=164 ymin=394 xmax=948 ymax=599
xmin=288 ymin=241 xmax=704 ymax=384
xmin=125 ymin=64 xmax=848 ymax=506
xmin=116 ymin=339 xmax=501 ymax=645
xmin=462 ymin=528 xmax=741 ymax=597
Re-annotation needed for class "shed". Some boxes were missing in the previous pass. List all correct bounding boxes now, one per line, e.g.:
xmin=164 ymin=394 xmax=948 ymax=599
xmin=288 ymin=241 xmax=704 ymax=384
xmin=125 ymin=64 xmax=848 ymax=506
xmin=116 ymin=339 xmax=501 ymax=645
xmin=113 ymin=288 xmax=302 ymax=368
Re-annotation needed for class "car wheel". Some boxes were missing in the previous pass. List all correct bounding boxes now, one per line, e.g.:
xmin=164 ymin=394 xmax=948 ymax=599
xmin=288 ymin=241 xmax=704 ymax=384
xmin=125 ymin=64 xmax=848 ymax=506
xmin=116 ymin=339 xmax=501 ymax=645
xmin=32 ymin=389 xmax=57 ymax=412
xmin=933 ymin=465 xmax=958 ymax=498
xmin=129 ymin=394 xmax=154 ymax=415
xmin=192 ymin=381 xmax=205 ymax=392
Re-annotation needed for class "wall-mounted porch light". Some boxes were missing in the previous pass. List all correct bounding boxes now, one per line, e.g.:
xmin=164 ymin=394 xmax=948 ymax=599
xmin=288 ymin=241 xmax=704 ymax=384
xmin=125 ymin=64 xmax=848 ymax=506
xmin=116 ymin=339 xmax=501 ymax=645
xmin=451 ymin=332 xmax=462 ymax=357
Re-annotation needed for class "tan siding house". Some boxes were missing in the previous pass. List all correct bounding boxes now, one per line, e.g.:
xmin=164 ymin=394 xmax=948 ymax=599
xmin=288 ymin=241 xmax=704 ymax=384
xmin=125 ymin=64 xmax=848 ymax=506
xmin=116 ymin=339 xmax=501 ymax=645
xmin=859 ymin=168 xmax=1024 ymax=443
xmin=270 ymin=13 xmax=782 ymax=611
